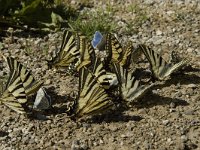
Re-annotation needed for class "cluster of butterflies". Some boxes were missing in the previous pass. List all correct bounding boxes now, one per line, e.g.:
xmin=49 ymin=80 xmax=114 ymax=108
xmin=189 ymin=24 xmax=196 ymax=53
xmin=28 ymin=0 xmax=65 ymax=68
xmin=0 ymin=30 xmax=189 ymax=119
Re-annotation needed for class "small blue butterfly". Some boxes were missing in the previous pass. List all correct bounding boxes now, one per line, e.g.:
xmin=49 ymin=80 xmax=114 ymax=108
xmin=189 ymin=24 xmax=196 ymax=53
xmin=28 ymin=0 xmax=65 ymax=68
xmin=33 ymin=87 xmax=52 ymax=110
xmin=91 ymin=31 xmax=103 ymax=49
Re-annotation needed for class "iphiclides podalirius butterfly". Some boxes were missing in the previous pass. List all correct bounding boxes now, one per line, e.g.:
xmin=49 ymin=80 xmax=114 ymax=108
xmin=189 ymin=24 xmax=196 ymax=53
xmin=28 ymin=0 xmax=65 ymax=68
xmin=33 ymin=87 xmax=52 ymax=110
xmin=73 ymin=67 xmax=113 ymax=118
xmin=112 ymin=62 xmax=155 ymax=105
xmin=0 ymin=57 xmax=28 ymax=113
xmin=5 ymin=57 xmax=43 ymax=96
xmin=139 ymin=44 xmax=189 ymax=81
xmin=75 ymin=34 xmax=95 ymax=71
xmin=48 ymin=30 xmax=80 ymax=69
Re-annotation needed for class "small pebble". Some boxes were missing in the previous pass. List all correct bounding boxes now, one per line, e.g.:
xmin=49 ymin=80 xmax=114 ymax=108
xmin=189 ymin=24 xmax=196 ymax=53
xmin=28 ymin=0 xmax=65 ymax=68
xmin=184 ymin=109 xmax=194 ymax=115
xmin=181 ymin=135 xmax=188 ymax=142
xmin=162 ymin=120 xmax=169 ymax=125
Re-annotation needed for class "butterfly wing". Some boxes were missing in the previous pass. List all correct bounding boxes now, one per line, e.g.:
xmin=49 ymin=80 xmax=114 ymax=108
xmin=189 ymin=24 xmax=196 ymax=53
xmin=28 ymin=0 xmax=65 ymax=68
xmin=0 ymin=69 xmax=27 ymax=113
xmin=91 ymin=57 xmax=118 ymax=89
xmin=159 ymin=58 xmax=189 ymax=79
xmin=110 ymin=33 xmax=123 ymax=63
xmin=92 ymin=32 xmax=123 ymax=67
xmin=6 ymin=57 xmax=43 ymax=96
xmin=104 ymin=33 xmax=123 ymax=64
xmin=75 ymin=35 xmax=95 ymax=71
xmin=74 ymin=67 xmax=113 ymax=118
xmin=112 ymin=62 xmax=155 ymax=104
xmin=91 ymin=31 xmax=103 ymax=49
xmin=139 ymin=44 xmax=188 ymax=80
xmin=33 ymin=87 xmax=52 ymax=110
xmin=120 ymin=42 xmax=133 ymax=68
xmin=48 ymin=30 xmax=80 ymax=68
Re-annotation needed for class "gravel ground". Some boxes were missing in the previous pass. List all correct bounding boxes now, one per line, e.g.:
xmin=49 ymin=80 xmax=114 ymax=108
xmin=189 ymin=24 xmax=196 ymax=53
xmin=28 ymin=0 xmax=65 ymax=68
xmin=0 ymin=0 xmax=200 ymax=149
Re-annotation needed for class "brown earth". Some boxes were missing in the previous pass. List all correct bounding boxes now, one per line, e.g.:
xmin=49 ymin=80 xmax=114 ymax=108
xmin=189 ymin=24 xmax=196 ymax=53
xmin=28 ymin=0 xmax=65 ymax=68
xmin=0 ymin=1 xmax=200 ymax=150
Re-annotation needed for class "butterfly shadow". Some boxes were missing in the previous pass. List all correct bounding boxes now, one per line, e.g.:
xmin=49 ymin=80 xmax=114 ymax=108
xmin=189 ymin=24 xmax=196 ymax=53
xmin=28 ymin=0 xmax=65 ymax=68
xmin=151 ymin=72 xmax=200 ymax=91
xmin=88 ymin=107 xmax=143 ymax=124
xmin=134 ymin=93 xmax=189 ymax=109
xmin=46 ymin=86 xmax=71 ymax=105
xmin=181 ymin=65 xmax=200 ymax=73
xmin=166 ymin=64 xmax=200 ymax=85
xmin=0 ymin=130 xmax=9 ymax=137
xmin=169 ymin=73 xmax=200 ymax=85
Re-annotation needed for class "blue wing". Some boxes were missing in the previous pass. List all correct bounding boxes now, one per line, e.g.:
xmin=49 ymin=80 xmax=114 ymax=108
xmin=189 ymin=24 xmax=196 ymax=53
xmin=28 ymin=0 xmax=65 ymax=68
xmin=91 ymin=31 xmax=103 ymax=48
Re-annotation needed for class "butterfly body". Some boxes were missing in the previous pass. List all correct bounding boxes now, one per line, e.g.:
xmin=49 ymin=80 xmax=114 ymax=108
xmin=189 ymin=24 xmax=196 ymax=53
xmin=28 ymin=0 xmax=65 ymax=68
xmin=91 ymin=57 xmax=118 ymax=89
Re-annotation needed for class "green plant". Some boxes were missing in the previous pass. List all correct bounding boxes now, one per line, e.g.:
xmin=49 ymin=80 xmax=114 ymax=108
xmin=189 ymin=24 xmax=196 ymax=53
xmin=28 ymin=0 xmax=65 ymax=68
xmin=0 ymin=0 xmax=77 ymax=29
xmin=68 ymin=9 xmax=117 ymax=38
xmin=127 ymin=4 xmax=138 ymax=14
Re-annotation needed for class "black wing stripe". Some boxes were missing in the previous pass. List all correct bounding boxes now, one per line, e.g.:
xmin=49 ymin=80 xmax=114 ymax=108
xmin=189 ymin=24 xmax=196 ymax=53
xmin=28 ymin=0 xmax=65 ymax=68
xmin=5 ymin=57 xmax=18 ymax=88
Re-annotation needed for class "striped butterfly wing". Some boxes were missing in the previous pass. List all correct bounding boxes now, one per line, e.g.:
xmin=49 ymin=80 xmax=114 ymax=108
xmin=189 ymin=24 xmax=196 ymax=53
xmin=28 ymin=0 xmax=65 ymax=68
xmin=6 ymin=57 xmax=43 ymax=96
xmin=119 ymin=41 xmax=133 ymax=68
xmin=110 ymin=33 xmax=123 ymax=63
xmin=112 ymin=62 xmax=155 ymax=104
xmin=75 ymin=35 xmax=95 ymax=71
xmin=48 ymin=30 xmax=80 ymax=68
xmin=5 ymin=56 xmax=19 ymax=88
xmin=74 ymin=67 xmax=113 ymax=118
xmin=91 ymin=57 xmax=118 ymax=89
xmin=0 ymin=69 xmax=28 ymax=114
xmin=105 ymin=33 xmax=123 ymax=64
xmin=139 ymin=44 xmax=188 ymax=80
